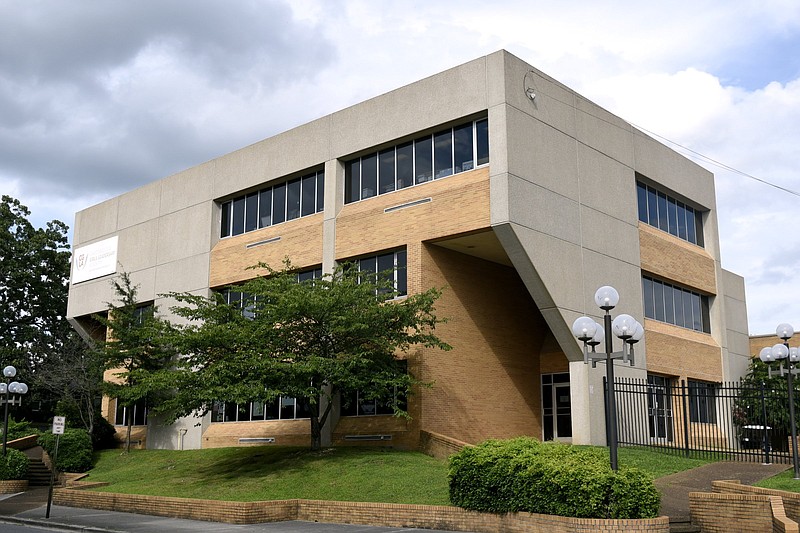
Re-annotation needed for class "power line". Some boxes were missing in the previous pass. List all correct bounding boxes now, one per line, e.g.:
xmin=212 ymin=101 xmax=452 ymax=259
xmin=631 ymin=123 xmax=800 ymax=198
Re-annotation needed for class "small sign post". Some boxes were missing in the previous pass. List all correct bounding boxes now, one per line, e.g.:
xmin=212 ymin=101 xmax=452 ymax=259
xmin=46 ymin=416 xmax=65 ymax=519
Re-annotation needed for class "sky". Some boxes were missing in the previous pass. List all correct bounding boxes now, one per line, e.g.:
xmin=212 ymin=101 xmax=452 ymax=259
xmin=1 ymin=0 xmax=798 ymax=336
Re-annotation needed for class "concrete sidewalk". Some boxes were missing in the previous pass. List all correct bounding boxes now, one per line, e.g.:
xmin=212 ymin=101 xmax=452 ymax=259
xmin=654 ymin=460 xmax=790 ymax=523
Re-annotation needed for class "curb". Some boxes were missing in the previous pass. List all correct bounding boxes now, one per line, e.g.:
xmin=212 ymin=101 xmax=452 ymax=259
xmin=0 ymin=515 xmax=118 ymax=532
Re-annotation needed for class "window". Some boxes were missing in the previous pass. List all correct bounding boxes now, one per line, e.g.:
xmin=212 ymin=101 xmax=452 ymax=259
xmin=211 ymin=397 xmax=311 ymax=422
xmin=340 ymin=361 xmax=409 ymax=416
xmin=636 ymin=181 xmax=703 ymax=246
xmin=344 ymin=118 xmax=489 ymax=204
xmin=688 ymin=380 xmax=717 ymax=424
xmin=642 ymin=276 xmax=710 ymax=333
xmin=114 ymin=398 xmax=147 ymax=426
xmin=220 ymin=268 xmax=323 ymax=318
xmin=349 ymin=249 xmax=406 ymax=296
xmin=220 ymin=169 xmax=324 ymax=238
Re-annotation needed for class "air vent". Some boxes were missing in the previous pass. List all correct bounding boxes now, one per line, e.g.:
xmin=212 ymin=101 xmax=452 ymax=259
xmin=245 ymin=236 xmax=281 ymax=249
xmin=343 ymin=435 xmax=392 ymax=441
xmin=238 ymin=437 xmax=275 ymax=444
xmin=384 ymin=198 xmax=431 ymax=213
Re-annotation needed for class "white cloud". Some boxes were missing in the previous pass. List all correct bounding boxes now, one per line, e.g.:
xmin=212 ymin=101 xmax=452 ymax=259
xmin=2 ymin=0 xmax=800 ymax=336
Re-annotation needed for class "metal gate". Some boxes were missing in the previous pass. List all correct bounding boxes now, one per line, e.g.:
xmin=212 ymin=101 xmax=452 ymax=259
xmin=611 ymin=377 xmax=794 ymax=463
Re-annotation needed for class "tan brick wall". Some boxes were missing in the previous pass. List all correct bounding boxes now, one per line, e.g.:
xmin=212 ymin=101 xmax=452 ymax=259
xmin=644 ymin=319 xmax=722 ymax=382
xmin=210 ymin=212 xmax=324 ymax=287
xmin=55 ymin=485 xmax=670 ymax=532
xmin=417 ymin=243 xmax=547 ymax=444
xmin=690 ymin=490 xmax=797 ymax=533
xmin=639 ymin=223 xmax=716 ymax=295
xmin=335 ymin=167 xmax=490 ymax=261
xmin=713 ymin=479 xmax=800 ymax=529
xmin=202 ymin=419 xmax=312 ymax=448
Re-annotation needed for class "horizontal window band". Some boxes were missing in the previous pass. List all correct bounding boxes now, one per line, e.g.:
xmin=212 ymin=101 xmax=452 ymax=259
xmin=245 ymin=236 xmax=281 ymax=249
xmin=238 ymin=437 xmax=276 ymax=443
xmin=384 ymin=197 xmax=432 ymax=213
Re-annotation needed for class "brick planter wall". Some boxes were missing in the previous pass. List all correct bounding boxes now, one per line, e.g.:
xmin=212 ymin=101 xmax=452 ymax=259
xmin=54 ymin=484 xmax=669 ymax=533
xmin=710 ymin=480 xmax=800 ymax=531
xmin=0 ymin=480 xmax=28 ymax=494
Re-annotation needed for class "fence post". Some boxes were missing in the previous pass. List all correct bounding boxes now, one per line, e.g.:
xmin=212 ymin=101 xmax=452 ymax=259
xmin=681 ymin=380 xmax=691 ymax=458
xmin=760 ymin=381 xmax=772 ymax=464
xmin=603 ymin=376 xmax=610 ymax=447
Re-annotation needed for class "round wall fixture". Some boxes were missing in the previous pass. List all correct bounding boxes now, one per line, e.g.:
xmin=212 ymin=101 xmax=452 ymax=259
xmin=523 ymin=70 xmax=537 ymax=102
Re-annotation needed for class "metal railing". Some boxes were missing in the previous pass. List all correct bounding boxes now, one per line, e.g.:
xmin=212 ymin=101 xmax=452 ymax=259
xmin=610 ymin=378 xmax=795 ymax=463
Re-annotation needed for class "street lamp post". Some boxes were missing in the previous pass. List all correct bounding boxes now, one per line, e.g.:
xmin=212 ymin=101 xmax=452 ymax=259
xmin=1 ymin=365 xmax=28 ymax=456
xmin=758 ymin=323 xmax=800 ymax=480
xmin=572 ymin=286 xmax=644 ymax=471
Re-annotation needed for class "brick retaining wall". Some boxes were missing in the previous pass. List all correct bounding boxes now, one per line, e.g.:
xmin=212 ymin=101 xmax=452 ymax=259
xmin=710 ymin=480 xmax=800 ymax=530
xmin=55 ymin=484 xmax=669 ymax=532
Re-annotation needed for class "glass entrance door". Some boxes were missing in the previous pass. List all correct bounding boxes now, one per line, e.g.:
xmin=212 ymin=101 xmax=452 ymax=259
xmin=647 ymin=374 xmax=674 ymax=441
xmin=542 ymin=373 xmax=572 ymax=441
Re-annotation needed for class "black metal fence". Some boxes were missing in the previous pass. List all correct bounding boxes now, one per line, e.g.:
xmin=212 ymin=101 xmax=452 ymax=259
xmin=610 ymin=378 xmax=795 ymax=463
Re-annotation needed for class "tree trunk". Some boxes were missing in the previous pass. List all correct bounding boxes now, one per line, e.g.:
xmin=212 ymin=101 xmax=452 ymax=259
xmin=125 ymin=408 xmax=133 ymax=453
xmin=309 ymin=401 xmax=322 ymax=450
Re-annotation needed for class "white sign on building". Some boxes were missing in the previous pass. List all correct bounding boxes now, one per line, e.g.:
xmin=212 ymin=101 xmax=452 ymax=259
xmin=72 ymin=236 xmax=119 ymax=284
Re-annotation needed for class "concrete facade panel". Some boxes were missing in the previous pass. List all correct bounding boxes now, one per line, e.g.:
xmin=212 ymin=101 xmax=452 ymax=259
xmin=160 ymin=162 xmax=215 ymax=216
xmin=504 ymin=107 xmax=579 ymax=200
xmin=576 ymin=143 xmax=637 ymax=226
xmin=575 ymin=96 xmax=634 ymax=168
xmin=579 ymin=206 xmax=641 ymax=268
xmin=506 ymin=176 xmax=581 ymax=245
xmin=329 ymin=58 xmax=489 ymax=159
xmin=116 ymin=220 xmax=159 ymax=274
xmin=633 ymin=130 xmax=716 ymax=210
xmin=500 ymin=53 xmax=577 ymax=138
xmin=154 ymin=253 xmax=211 ymax=296
xmin=117 ymin=181 xmax=162 ymax=230
xmin=73 ymin=198 xmax=119 ymax=244
xmin=155 ymin=203 xmax=214 ymax=265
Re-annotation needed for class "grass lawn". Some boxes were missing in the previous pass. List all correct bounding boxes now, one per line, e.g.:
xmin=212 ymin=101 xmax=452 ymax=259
xmin=755 ymin=468 xmax=800 ymax=492
xmin=83 ymin=444 xmax=716 ymax=505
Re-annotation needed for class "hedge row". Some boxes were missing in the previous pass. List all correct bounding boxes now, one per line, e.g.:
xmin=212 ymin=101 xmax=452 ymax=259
xmin=0 ymin=449 xmax=29 ymax=480
xmin=39 ymin=428 xmax=94 ymax=473
xmin=448 ymin=437 xmax=660 ymax=519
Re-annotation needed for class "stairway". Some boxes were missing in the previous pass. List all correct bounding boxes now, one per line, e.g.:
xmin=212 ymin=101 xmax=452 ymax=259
xmin=26 ymin=456 xmax=53 ymax=486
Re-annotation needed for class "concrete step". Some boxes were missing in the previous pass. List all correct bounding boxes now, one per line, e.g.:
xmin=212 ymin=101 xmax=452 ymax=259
xmin=669 ymin=520 xmax=701 ymax=533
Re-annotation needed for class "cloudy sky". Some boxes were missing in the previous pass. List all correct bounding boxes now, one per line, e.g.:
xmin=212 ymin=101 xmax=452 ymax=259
xmin=2 ymin=0 xmax=798 ymax=335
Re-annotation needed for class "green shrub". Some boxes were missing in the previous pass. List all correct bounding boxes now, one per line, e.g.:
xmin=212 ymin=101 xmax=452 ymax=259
xmin=0 ymin=449 xmax=29 ymax=480
xmin=90 ymin=416 xmax=118 ymax=450
xmin=448 ymin=437 xmax=660 ymax=519
xmin=0 ymin=418 xmax=38 ymax=441
xmin=38 ymin=428 xmax=94 ymax=473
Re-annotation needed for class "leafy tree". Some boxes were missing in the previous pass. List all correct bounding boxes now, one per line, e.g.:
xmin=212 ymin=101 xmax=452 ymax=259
xmin=96 ymin=272 xmax=175 ymax=452
xmin=33 ymin=330 xmax=105 ymax=435
xmin=155 ymin=262 xmax=450 ymax=450
xmin=0 ymin=195 xmax=71 ymax=372
xmin=733 ymin=356 xmax=799 ymax=451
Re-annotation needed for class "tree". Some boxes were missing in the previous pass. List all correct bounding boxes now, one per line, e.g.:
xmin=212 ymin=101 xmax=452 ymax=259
xmin=155 ymin=262 xmax=451 ymax=450
xmin=33 ymin=330 xmax=105 ymax=435
xmin=733 ymin=356 xmax=799 ymax=451
xmin=0 ymin=195 xmax=71 ymax=373
xmin=96 ymin=272 xmax=175 ymax=452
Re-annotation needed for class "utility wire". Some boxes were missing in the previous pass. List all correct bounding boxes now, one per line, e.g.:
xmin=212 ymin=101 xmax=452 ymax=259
xmin=631 ymin=123 xmax=800 ymax=198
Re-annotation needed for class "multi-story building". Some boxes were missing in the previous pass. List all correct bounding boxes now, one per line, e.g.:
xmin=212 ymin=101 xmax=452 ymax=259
xmin=66 ymin=50 xmax=751 ymax=452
